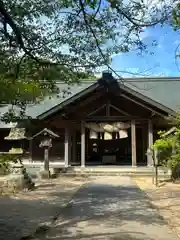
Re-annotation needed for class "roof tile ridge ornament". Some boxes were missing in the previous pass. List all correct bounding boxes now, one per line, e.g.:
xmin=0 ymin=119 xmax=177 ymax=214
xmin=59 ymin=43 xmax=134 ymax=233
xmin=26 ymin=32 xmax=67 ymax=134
xmin=97 ymin=71 xmax=121 ymax=94
xmin=98 ymin=71 xmax=115 ymax=86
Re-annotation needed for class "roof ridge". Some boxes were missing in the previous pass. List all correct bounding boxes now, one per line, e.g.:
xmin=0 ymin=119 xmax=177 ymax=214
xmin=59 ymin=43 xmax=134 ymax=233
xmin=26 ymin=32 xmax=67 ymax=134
xmin=55 ymin=76 xmax=180 ymax=85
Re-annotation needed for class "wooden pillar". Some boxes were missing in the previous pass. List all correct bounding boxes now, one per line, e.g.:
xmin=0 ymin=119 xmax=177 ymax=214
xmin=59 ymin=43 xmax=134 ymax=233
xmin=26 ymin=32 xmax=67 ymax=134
xmin=68 ymin=132 xmax=72 ymax=165
xmin=131 ymin=120 xmax=136 ymax=166
xmin=147 ymin=119 xmax=153 ymax=166
xmin=142 ymin=126 xmax=146 ymax=164
xmin=44 ymin=148 xmax=50 ymax=177
xmin=64 ymin=128 xmax=69 ymax=167
xmin=72 ymin=133 xmax=76 ymax=164
xmin=81 ymin=122 xmax=85 ymax=167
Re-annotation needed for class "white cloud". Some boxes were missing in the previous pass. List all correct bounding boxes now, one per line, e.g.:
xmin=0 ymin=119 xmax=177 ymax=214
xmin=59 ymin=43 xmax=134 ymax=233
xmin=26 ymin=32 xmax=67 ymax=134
xmin=111 ymin=52 xmax=123 ymax=58
xmin=157 ymin=44 xmax=163 ymax=49
xmin=174 ymin=40 xmax=180 ymax=45
xmin=140 ymin=28 xmax=151 ymax=40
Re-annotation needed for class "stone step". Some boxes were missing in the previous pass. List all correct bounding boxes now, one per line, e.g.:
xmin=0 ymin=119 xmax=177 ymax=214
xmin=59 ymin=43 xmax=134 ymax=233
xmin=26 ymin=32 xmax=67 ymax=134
xmin=60 ymin=167 xmax=171 ymax=178
xmin=24 ymin=165 xmax=171 ymax=179
xmin=60 ymin=172 xmax=170 ymax=176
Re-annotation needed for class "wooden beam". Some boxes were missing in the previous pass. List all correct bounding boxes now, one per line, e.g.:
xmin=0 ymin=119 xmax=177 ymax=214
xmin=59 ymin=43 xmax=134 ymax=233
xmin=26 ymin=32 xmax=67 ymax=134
xmin=131 ymin=120 xmax=136 ymax=167
xmin=109 ymin=104 xmax=130 ymax=116
xmin=88 ymin=104 xmax=106 ymax=116
xmin=86 ymin=116 xmax=143 ymax=121
xmin=87 ymin=102 xmax=131 ymax=117
xmin=106 ymin=101 xmax=110 ymax=117
xmin=64 ymin=92 xmax=103 ymax=115
xmin=121 ymin=94 xmax=166 ymax=118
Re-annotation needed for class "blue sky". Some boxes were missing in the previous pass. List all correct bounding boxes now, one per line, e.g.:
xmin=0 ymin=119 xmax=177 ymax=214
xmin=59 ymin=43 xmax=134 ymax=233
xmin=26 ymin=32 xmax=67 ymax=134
xmin=111 ymin=24 xmax=180 ymax=77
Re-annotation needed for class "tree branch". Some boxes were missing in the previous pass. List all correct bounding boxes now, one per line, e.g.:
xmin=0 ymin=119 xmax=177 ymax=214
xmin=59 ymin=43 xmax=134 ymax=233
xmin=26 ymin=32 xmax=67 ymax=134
xmin=15 ymin=53 xmax=26 ymax=80
xmin=115 ymin=5 xmax=166 ymax=27
xmin=92 ymin=0 xmax=102 ymax=20
xmin=175 ymin=43 xmax=180 ymax=72
xmin=79 ymin=0 xmax=124 ymax=81
xmin=0 ymin=0 xmax=39 ymax=61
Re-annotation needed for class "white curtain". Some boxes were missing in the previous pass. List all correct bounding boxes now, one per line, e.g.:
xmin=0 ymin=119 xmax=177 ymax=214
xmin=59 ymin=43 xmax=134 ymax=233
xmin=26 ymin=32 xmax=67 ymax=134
xmin=100 ymin=123 xmax=119 ymax=132
xmin=119 ymin=129 xmax=128 ymax=139
xmin=89 ymin=130 xmax=98 ymax=139
xmin=114 ymin=122 xmax=130 ymax=129
xmin=86 ymin=122 xmax=130 ymax=140
xmin=104 ymin=132 xmax=112 ymax=140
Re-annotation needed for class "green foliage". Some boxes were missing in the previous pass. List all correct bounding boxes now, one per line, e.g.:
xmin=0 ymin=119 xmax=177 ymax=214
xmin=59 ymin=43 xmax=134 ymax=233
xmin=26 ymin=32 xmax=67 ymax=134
xmin=0 ymin=154 xmax=20 ymax=175
xmin=172 ymin=3 xmax=180 ymax=30
xmin=152 ymin=131 xmax=173 ymax=166
xmin=153 ymin=112 xmax=180 ymax=179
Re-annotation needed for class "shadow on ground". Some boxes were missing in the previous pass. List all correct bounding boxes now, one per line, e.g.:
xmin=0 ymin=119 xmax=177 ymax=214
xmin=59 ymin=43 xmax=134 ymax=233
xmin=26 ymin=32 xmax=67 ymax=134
xmin=0 ymin=177 xmax=178 ymax=240
xmin=40 ymin=182 xmax=177 ymax=240
xmin=0 ymin=179 xmax=83 ymax=240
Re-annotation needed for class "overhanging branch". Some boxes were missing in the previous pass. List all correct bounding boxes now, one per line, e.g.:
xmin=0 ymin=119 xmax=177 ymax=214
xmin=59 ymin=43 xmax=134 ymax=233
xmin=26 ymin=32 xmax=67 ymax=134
xmin=79 ymin=0 xmax=124 ymax=82
xmin=115 ymin=5 xmax=167 ymax=27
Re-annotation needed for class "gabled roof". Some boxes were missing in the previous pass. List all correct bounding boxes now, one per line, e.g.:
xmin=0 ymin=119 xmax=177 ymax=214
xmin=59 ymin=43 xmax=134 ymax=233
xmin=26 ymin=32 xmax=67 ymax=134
xmin=31 ymin=128 xmax=59 ymax=139
xmin=38 ymin=82 xmax=99 ymax=119
xmin=37 ymin=76 xmax=177 ymax=119
xmin=118 ymin=82 xmax=175 ymax=115
xmin=0 ymin=76 xmax=180 ymax=124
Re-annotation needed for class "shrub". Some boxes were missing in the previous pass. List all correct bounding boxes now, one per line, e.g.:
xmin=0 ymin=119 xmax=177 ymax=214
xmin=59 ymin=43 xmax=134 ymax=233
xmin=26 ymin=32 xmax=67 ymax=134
xmin=0 ymin=154 xmax=22 ymax=175
xmin=153 ymin=127 xmax=180 ymax=180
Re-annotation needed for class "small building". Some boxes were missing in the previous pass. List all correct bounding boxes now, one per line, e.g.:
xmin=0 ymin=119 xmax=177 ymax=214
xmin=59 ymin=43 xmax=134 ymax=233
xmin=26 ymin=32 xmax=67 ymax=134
xmin=0 ymin=72 xmax=178 ymax=169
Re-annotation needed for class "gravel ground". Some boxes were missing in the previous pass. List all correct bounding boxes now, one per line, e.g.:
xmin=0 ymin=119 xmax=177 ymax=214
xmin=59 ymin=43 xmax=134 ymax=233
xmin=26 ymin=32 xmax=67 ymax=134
xmin=134 ymin=177 xmax=180 ymax=238
xmin=0 ymin=176 xmax=86 ymax=240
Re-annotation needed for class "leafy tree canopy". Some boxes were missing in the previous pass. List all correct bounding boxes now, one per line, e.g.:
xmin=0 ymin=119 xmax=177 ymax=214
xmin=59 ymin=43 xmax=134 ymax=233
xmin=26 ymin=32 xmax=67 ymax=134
xmin=0 ymin=0 xmax=177 ymax=120
xmin=173 ymin=3 xmax=180 ymax=30
xmin=173 ymin=3 xmax=180 ymax=63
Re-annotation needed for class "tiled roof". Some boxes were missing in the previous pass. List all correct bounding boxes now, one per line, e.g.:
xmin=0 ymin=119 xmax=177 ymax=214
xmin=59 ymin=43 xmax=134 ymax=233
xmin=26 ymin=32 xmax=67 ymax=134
xmin=125 ymin=78 xmax=180 ymax=111
xmin=4 ymin=128 xmax=26 ymax=140
xmin=26 ymin=82 xmax=94 ymax=118
xmin=0 ymin=77 xmax=180 ymax=127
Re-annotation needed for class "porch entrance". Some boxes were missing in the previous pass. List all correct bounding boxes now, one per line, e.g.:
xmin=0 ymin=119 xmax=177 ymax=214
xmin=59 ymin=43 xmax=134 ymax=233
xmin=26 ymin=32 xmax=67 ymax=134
xmin=86 ymin=129 xmax=131 ymax=166
xmin=70 ymin=124 xmax=146 ymax=167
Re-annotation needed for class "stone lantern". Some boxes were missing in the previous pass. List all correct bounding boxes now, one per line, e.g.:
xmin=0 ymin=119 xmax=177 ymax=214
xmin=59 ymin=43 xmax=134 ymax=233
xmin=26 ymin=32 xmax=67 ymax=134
xmin=4 ymin=127 xmax=35 ymax=190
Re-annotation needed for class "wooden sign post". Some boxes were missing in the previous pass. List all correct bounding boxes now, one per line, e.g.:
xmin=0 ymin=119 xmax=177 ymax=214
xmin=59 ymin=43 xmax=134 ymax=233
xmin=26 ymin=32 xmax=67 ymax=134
xmin=39 ymin=138 xmax=52 ymax=178
xmin=32 ymin=128 xmax=59 ymax=179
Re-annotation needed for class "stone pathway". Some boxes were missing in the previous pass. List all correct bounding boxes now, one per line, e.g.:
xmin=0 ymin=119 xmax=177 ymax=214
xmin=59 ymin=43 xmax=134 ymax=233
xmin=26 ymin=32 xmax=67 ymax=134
xmin=0 ymin=176 xmax=85 ymax=240
xmin=36 ymin=176 xmax=179 ymax=240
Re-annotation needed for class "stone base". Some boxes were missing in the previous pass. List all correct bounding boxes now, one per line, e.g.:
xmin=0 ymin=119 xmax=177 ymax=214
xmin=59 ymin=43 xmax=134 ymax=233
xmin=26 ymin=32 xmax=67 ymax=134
xmin=38 ymin=169 xmax=51 ymax=179
xmin=2 ymin=163 xmax=35 ymax=191
xmin=4 ymin=174 xmax=25 ymax=191
xmin=3 ymin=172 xmax=35 ymax=191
